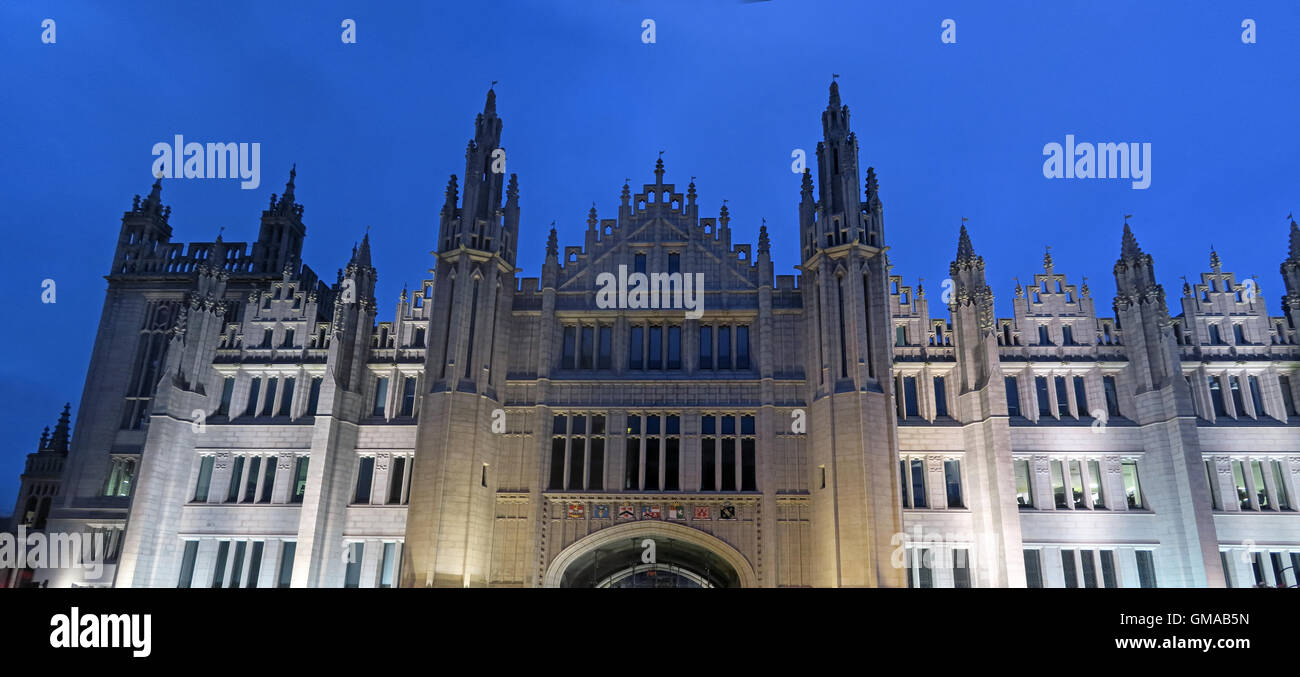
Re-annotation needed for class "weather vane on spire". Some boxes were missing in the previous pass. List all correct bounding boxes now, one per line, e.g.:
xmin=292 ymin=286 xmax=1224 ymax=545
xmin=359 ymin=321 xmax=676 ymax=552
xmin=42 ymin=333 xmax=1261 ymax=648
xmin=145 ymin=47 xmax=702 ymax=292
xmin=490 ymin=80 xmax=498 ymax=88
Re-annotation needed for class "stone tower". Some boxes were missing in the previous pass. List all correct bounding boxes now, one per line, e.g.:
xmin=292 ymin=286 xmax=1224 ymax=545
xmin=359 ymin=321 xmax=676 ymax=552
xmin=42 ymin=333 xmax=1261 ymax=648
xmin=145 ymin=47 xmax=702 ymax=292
xmin=402 ymin=88 xmax=520 ymax=587
xmin=798 ymin=80 xmax=904 ymax=587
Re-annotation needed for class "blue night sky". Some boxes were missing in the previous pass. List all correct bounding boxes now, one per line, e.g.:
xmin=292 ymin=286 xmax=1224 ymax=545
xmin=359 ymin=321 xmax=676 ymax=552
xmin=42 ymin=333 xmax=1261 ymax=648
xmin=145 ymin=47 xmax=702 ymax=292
xmin=1 ymin=1 xmax=1299 ymax=510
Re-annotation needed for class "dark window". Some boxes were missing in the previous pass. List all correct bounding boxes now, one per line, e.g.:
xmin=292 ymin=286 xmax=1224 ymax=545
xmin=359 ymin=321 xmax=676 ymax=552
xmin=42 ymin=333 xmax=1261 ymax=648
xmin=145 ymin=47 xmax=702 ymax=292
xmin=177 ymin=541 xmax=199 ymax=588
xmin=355 ymin=457 xmax=374 ymax=503
xmin=244 ymin=378 xmax=261 ymax=417
xmin=629 ymin=327 xmax=644 ymax=370
xmin=667 ymin=326 xmax=681 ymax=370
xmin=1209 ymin=376 xmax=1227 ymax=416
xmin=216 ymin=378 xmax=235 ymax=416
xmin=909 ymin=458 xmax=926 ymax=508
xmin=211 ymin=541 xmax=230 ymax=588
xmin=1054 ymin=376 xmax=1069 ymax=415
xmin=598 ymin=326 xmax=612 ymax=369
xmin=243 ymin=457 xmax=261 ymax=503
xmin=668 ymin=252 xmax=680 ymax=275
xmin=261 ymin=378 xmax=278 ymax=417
xmin=634 ymin=253 xmax=647 ymax=275
xmin=1229 ymin=376 xmax=1246 ymax=416
xmin=291 ymin=457 xmax=309 ymax=503
xmin=944 ymin=460 xmax=963 ymax=508
xmin=1248 ymin=375 xmax=1265 ymax=418
xmin=717 ymin=327 xmax=731 ymax=369
xmin=277 ymin=542 xmax=296 ymax=588
xmin=580 ymin=326 xmax=594 ymax=370
xmin=1035 ymin=377 xmax=1051 ymax=416
xmin=933 ymin=376 xmax=947 ymax=417
xmin=400 ymin=377 xmax=417 ymax=417
xmin=226 ymin=456 xmax=244 ymax=503
xmin=1136 ymin=551 xmax=1157 ymax=588
xmin=307 ymin=378 xmax=322 ymax=415
xmin=1024 ymin=549 xmax=1043 ymax=588
xmin=279 ymin=378 xmax=295 ymax=417
xmin=562 ymin=326 xmax=576 ymax=369
xmin=194 ymin=456 xmax=215 ymax=502
xmin=1061 ymin=549 xmax=1078 ymax=588
xmin=258 ymin=458 xmax=276 ymax=504
xmin=1061 ymin=325 xmax=1074 ymax=345
xmin=1100 ymin=550 xmax=1118 ymax=588
xmin=388 ymin=456 xmax=406 ymax=504
xmin=1080 ymin=549 xmax=1098 ymax=588
xmin=699 ymin=326 xmax=713 ymax=370
xmin=648 ymin=326 xmax=662 ymax=370
xmin=1103 ymin=376 xmax=1120 ymax=416
xmin=1281 ymin=375 xmax=1298 ymax=416
xmin=1073 ymin=376 xmax=1088 ymax=417
xmin=549 ymin=438 xmax=565 ymax=491
xmin=372 ymin=377 xmax=387 ymax=417
xmin=953 ymin=549 xmax=971 ymax=588
xmin=903 ymin=377 xmax=919 ymax=417
xmin=736 ymin=326 xmax=750 ymax=370
xmin=1005 ymin=377 xmax=1021 ymax=416
xmin=721 ymin=438 xmax=736 ymax=491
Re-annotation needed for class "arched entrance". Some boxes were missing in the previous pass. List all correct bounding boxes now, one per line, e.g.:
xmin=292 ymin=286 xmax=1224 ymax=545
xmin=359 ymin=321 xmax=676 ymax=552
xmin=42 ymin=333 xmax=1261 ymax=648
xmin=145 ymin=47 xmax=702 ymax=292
xmin=542 ymin=521 xmax=757 ymax=588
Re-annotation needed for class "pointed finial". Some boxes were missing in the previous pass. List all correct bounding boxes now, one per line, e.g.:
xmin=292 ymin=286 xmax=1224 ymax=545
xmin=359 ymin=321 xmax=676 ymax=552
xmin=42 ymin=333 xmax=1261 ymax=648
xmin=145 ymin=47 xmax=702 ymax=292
xmin=1014 ymin=276 xmax=1024 ymax=298
xmin=587 ymin=202 xmax=598 ymax=228
xmin=828 ymin=76 xmax=842 ymax=108
xmin=38 ymin=426 xmax=49 ymax=451
xmin=801 ymin=168 xmax=814 ymax=201
xmin=216 ymin=226 xmax=225 ymax=242
xmin=1120 ymin=221 xmax=1143 ymax=260
xmin=654 ymin=152 xmax=665 ymax=182
xmin=758 ymin=218 xmax=770 ymax=256
xmin=484 ymin=85 xmax=497 ymax=114
xmin=546 ymin=223 xmax=559 ymax=260
xmin=956 ymin=222 xmax=976 ymax=262
xmin=1043 ymin=245 xmax=1053 ymax=272
xmin=1209 ymin=245 xmax=1221 ymax=272
xmin=1080 ymin=275 xmax=1090 ymax=298
xmin=1180 ymin=275 xmax=1191 ymax=296
xmin=865 ymin=166 xmax=879 ymax=205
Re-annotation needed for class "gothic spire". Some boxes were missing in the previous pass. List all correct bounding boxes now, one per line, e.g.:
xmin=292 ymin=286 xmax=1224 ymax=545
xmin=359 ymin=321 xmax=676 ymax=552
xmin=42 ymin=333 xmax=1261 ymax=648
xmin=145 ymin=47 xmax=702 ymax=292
xmin=484 ymin=85 xmax=497 ymax=116
xmin=956 ymin=223 xmax=977 ymax=263
xmin=828 ymin=77 xmax=841 ymax=109
xmin=864 ymin=166 xmax=879 ymax=207
xmin=1288 ymin=216 xmax=1300 ymax=261
xmin=38 ymin=427 xmax=49 ymax=451
xmin=654 ymin=152 xmax=665 ymax=184
xmin=49 ymin=403 xmax=71 ymax=453
xmin=1209 ymin=246 xmax=1222 ymax=273
xmin=353 ymin=230 xmax=372 ymax=268
xmin=1120 ymin=222 xmax=1144 ymax=260
xmin=800 ymin=168 xmax=814 ymax=203
xmin=545 ymin=224 xmax=559 ymax=262
xmin=758 ymin=220 xmax=770 ymax=256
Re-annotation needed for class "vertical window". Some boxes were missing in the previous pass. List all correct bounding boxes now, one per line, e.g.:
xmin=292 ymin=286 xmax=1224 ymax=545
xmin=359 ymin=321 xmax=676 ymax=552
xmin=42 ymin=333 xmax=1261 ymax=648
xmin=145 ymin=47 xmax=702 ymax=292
xmin=344 ymin=543 xmax=363 ymax=588
xmin=909 ymin=458 xmax=927 ymax=508
xmin=953 ymin=549 xmax=971 ymax=588
xmin=1061 ymin=325 xmax=1074 ymax=345
xmin=1054 ymin=376 xmax=1069 ymax=415
xmin=1080 ymin=550 xmax=1098 ymax=588
xmin=243 ymin=456 xmax=261 ymax=503
xmin=895 ymin=325 xmax=907 ymax=347
xmin=1050 ymin=460 xmax=1067 ymax=509
xmin=1005 ymin=377 xmax=1021 ymax=416
xmin=1122 ymin=460 xmax=1143 ymax=509
xmin=562 ymin=326 xmax=576 ymax=369
xmin=720 ymin=415 xmax=736 ymax=491
xmin=277 ymin=542 xmax=296 ymax=588
xmin=568 ymin=433 xmax=586 ymax=490
xmin=1251 ymin=461 xmax=1271 ymax=509
xmin=261 ymin=378 xmax=278 ymax=417
xmin=1100 ymin=550 xmax=1118 ymax=588
xmin=1271 ymin=460 xmax=1292 ymax=510
xmin=216 ymin=378 xmax=235 ymax=416
xmin=699 ymin=326 xmax=713 ymax=370
xmin=717 ymin=326 xmax=731 ymax=369
xmin=388 ymin=456 xmax=407 ymax=504
xmin=1281 ymin=375 xmax=1298 ymax=416
xmin=900 ymin=459 xmax=910 ymax=508
xmin=307 ymin=377 xmax=322 ymax=415
xmin=244 ymin=378 xmax=261 ymax=417
xmin=1069 ymin=460 xmax=1086 ymax=509
xmin=597 ymin=326 xmax=612 ymax=369
xmin=1208 ymin=324 xmax=1222 ymax=345
xmin=580 ymin=326 xmax=595 ymax=370
xmin=1061 ymin=550 xmax=1078 ymax=588
xmin=1088 ymin=459 xmax=1105 ymax=508
xmin=1103 ymin=376 xmax=1120 ymax=417
xmin=354 ymin=457 xmax=374 ymax=504
xmin=917 ymin=549 xmax=933 ymax=588
xmin=211 ymin=541 xmax=230 ymax=588
xmin=736 ymin=326 xmax=750 ymax=370
xmin=380 ymin=542 xmax=398 ymax=588
xmin=1209 ymin=376 xmax=1227 ymax=416
xmin=624 ymin=415 xmax=641 ymax=490
xmin=644 ymin=415 xmax=660 ymax=491
xmin=1205 ymin=459 xmax=1221 ymax=510
xmin=279 ymin=377 xmax=295 ymax=416
xmin=634 ymin=253 xmax=647 ymax=275
xmin=177 ymin=541 xmax=199 ymax=588
xmin=590 ymin=416 xmax=606 ymax=491
xmin=1024 ymin=550 xmax=1043 ymax=588
xmin=1135 ymin=551 xmax=1157 ymax=588
xmin=258 ymin=457 xmax=277 ymax=504
xmin=1233 ymin=324 xmax=1246 ymax=344
xmin=740 ymin=415 xmax=756 ymax=491
xmin=226 ymin=456 xmax=245 ymax=503
xmin=372 ymin=377 xmax=388 ymax=417
xmin=668 ymin=252 xmax=680 ymax=275
xmin=229 ymin=541 xmax=247 ymax=589
xmin=944 ymin=460 xmax=963 ymax=508
xmin=400 ymin=377 xmax=417 ymax=417
xmin=667 ymin=326 xmax=681 ymax=370
xmin=629 ymin=326 xmax=644 ymax=370
xmin=292 ymin=456 xmax=310 ymax=503
xmin=1248 ymin=375 xmax=1265 ymax=418
xmin=1073 ymin=376 xmax=1088 ymax=417
xmin=194 ymin=456 xmax=215 ymax=502
xmin=902 ymin=377 xmax=919 ymax=417
xmin=933 ymin=376 xmax=948 ymax=417
xmin=1229 ymin=376 xmax=1246 ymax=416
xmin=1014 ymin=459 xmax=1034 ymax=508
xmin=666 ymin=415 xmax=681 ymax=491
xmin=549 ymin=415 xmax=566 ymax=491
xmin=1035 ymin=377 xmax=1051 ymax=416
xmin=1232 ymin=460 xmax=1250 ymax=509
xmin=700 ymin=415 xmax=716 ymax=492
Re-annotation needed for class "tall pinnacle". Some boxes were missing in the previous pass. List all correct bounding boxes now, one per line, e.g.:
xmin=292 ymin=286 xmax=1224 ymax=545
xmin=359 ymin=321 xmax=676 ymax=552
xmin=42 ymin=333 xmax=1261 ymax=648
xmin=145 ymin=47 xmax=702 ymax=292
xmin=654 ymin=152 xmax=665 ymax=184
xmin=49 ymin=403 xmax=72 ymax=453
xmin=353 ymin=231 xmax=372 ymax=268
xmin=956 ymin=223 xmax=976 ymax=263
xmin=1289 ymin=217 xmax=1300 ymax=262
xmin=828 ymin=78 xmax=841 ymax=109
xmin=1120 ymin=223 xmax=1144 ymax=260
xmin=484 ymin=86 xmax=497 ymax=116
xmin=1209 ymin=246 xmax=1222 ymax=272
xmin=545 ymin=225 xmax=559 ymax=261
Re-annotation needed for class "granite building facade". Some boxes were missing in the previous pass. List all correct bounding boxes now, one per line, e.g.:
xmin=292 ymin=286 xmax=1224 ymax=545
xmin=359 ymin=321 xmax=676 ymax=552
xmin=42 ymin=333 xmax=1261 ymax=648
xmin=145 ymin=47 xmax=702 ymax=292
xmin=5 ymin=83 xmax=1300 ymax=588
